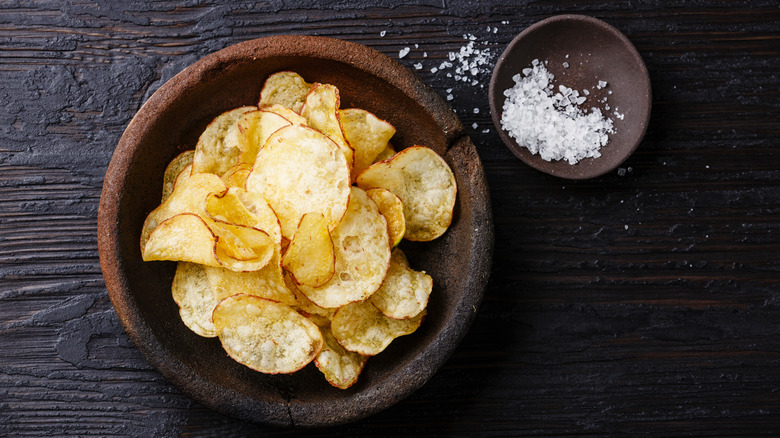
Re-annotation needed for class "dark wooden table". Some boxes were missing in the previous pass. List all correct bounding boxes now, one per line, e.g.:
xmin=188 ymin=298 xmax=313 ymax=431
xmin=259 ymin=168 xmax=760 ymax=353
xmin=2 ymin=1 xmax=779 ymax=436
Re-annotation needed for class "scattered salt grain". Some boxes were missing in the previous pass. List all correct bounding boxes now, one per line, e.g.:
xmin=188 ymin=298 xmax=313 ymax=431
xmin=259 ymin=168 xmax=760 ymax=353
xmin=562 ymin=62 xmax=569 ymax=68
xmin=446 ymin=94 xmax=453 ymax=101
xmin=499 ymin=59 xmax=615 ymax=165
xmin=472 ymin=122 xmax=478 ymax=129
xmin=399 ymin=47 xmax=410 ymax=58
xmin=380 ymin=31 xmax=386 ymax=37
xmin=473 ymin=108 xmax=480 ymax=114
xmin=413 ymin=63 xmax=423 ymax=70
xmin=482 ymin=128 xmax=490 ymax=133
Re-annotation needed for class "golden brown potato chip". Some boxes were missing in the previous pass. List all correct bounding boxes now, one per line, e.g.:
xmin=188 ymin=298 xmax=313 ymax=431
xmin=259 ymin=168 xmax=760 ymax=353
xmin=245 ymin=124 xmax=350 ymax=240
xmin=205 ymin=187 xmax=282 ymax=246
xmin=223 ymin=109 xmax=292 ymax=166
xmin=285 ymin=274 xmax=336 ymax=321
xmin=141 ymin=172 xmax=226 ymax=249
xmin=258 ymin=71 xmax=311 ymax=113
xmin=357 ymin=146 xmax=456 ymax=241
xmin=161 ymin=150 xmax=194 ymax=202
xmin=209 ymin=219 xmax=275 ymax=271
xmin=340 ymin=108 xmax=396 ymax=181
xmin=370 ymin=257 xmax=432 ymax=319
xmin=171 ymin=261 xmax=219 ymax=337
xmin=297 ymin=187 xmax=391 ymax=309
xmin=221 ymin=163 xmax=252 ymax=188
xmin=142 ymin=213 xmax=221 ymax=266
xmin=315 ymin=325 xmax=368 ymax=389
xmin=203 ymin=252 xmax=296 ymax=307
xmin=282 ymin=213 xmax=335 ymax=288
xmin=331 ymin=299 xmax=425 ymax=356
xmin=374 ymin=142 xmax=396 ymax=163
xmin=213 ymin=294 xmax=323 ymax=374
xmin=263 ymin=103 xmax=307 ymax=125
xmin=191 ymin=106 xmax=257 ymax=176
xmin=300 ymin=83 xmax=354 ymax=169
xmin=143 ymin=213 xmax=275 ymax=272
xmin=366 ymin=187 xmax=405 ymax=247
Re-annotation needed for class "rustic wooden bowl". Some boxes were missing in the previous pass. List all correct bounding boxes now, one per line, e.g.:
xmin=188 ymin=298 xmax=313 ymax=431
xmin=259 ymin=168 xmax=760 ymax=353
xmin=489 ymin=15 xmax=651 ymax=179
xmin=98 ymin=35 xmax=493 ymax=427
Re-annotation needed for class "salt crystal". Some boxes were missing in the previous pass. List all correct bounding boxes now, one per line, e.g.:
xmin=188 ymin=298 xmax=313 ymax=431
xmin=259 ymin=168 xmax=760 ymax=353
xmin=380 ymin=31 xmax=386 ymax=37
xmin=446 ymin=94 xmax=453 ymax=101
xmin=473 ymin=108 xmax=479 ymax=114
xmin=472 ymin=122 xmax=478 ymax=129
xmin=482 ymin=128 xmax=490 ymax=133
xmin=499 ymin=60 xmax=615 ymax=165
xmin=414 ymin=63 xmax=423 ymax=70
xmin=565 ymin=54 xmax=569 ymax=58
xmin=563 ymin=62 xmax=569 ymax=68
xmin=399 ymin=47 xmax=410 ymax=58
xmin=430 ymin=67 xmax=438 ymax=73
xmin=423 ymin=52 xmax=428 ymax=57
xmin=415 ymin=43 xmax=419 ymax=48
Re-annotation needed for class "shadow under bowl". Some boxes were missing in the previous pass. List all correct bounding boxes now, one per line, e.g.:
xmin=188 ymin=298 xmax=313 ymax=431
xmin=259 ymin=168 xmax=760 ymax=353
xmin=98 ymin=35 xmax=493 ymax=427
xmin=489 ymin=14 xmax=651 ymax=179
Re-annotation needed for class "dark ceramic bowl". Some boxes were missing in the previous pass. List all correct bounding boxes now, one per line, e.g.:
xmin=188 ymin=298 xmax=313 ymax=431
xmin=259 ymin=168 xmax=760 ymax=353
xmin=98 ymin=35 xmax=493 ymax=427
xmin=489 ymin=15 xmax=651 ymax=179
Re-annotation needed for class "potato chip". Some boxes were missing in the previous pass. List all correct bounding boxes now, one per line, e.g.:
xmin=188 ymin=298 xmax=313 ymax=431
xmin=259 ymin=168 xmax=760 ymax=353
xmin=171 ymin=262 xmax=220 ymax=337
xmin=366 ymin=188 xmax=405 ymax=247
xmin=143 ymin=213 xmax=275 ymax=272
xmin=141 ymin=172 xmax=226 ymax=249
xmin=390 ymin=247 xmax=409 ymax=267
xmin=205 ymin=187 xmax=282 ymax=245
xmin=192 ymin=106 xmax=257 ymax=176
xmin=142 ymin=213 xmax=222 ymax=266
xmin=340 ymin=108 xmax=396 ymax=181
xmin=209 ymin=219 xmax=275 ymax=271
xmin=245 ymin=124 xmax=350 ymax=239
xmin=300 ymin=83 xmax=354 ymax=169
xmin=315 ymin=325 xmax=368 ymax=389
xmin=356 ymin=146 xmax=456 ymax=241
xmin=331 ymin=299 xmax=425 ymax=356
xmin=282 ymin=213 xmax=335 ymax=288
xmin=285 ymin=274 xmax=335 ymax=321
xmin=213 ymin=294 xmax=323 ymax=374
xmin=297 ymin=187 xmax=391 ymax=309
xmin=258 ymin=71 xmax=312 ymax=113
xmin=161 ymin=150 xmax=194 ymax=202
xmin=263 ymin=103 xmax=307 ymax=125
xmin=220 ymin=163 xmax=252 ymax=188
xmin=370 ymin=257 xmax=432 ymax=319
xmin=223 ymin=109 xmax=292 ymax=166
xmin=203 ymin=252 xmax=296 ymax=307
xmin=374 ymin=142 xmax=396 ymax=163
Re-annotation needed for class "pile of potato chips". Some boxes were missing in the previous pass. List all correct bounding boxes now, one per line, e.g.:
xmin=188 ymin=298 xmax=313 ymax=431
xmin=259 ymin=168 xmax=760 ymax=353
xmin=141 ymin=72 xmax=457 ymax=389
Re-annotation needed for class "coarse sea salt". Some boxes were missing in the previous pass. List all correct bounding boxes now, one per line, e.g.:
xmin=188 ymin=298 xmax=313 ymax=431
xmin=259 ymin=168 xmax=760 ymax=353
xmin=500 ymin=59 xmax=614 ymax=165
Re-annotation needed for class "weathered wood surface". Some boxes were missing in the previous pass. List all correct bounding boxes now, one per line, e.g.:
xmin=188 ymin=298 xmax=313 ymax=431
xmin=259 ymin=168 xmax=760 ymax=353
xmin=1 ymin=1 xmax=779 ymax=436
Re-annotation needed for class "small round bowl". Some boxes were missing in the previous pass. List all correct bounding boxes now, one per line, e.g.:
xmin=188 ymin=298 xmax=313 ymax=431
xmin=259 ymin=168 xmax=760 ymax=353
xmin=98 ymin=35 xmax=493 ymax=427
xmin=489 ymin=15 xmax=651 ymax=179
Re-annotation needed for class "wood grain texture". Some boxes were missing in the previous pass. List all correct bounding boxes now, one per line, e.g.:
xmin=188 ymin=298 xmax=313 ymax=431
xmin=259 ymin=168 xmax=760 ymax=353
xmin=1 ymin=0 xmax=779 ymax=436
